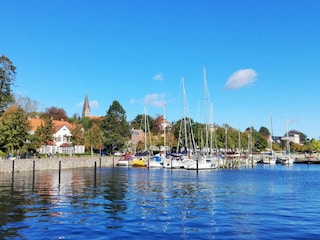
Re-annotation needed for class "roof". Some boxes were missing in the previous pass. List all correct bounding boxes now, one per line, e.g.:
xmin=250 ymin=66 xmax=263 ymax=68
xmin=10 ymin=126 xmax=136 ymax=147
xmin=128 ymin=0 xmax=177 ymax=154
xmin=29 ymin=118 xmax=74 ymax=133
xmin=53 ymin=120 xmax=74 ymax=132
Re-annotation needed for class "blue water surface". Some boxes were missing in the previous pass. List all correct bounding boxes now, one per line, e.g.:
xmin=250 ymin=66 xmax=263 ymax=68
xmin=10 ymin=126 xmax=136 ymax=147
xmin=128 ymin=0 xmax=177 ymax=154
xmin=1 ymin=164 xmax=320 ymax=239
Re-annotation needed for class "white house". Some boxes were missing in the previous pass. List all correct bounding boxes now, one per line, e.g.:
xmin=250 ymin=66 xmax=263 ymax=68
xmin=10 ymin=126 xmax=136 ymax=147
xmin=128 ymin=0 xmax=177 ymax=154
xmin=29 ymin=117 xmax=85 ymax=155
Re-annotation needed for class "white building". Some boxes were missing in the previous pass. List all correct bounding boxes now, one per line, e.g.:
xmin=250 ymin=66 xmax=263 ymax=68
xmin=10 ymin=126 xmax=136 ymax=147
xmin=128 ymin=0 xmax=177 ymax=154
xmin=29 ymin=117 xmax=85 ymax=155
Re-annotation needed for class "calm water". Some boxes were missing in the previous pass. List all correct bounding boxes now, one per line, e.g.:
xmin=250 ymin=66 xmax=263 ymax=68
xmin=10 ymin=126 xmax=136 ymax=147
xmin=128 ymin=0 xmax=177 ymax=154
xmin=1 ymin=164 xmax=320 ymax=239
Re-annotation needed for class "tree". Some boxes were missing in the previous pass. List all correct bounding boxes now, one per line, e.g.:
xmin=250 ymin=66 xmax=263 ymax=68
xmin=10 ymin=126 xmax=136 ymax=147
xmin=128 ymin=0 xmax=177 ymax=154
xmin=170 ymin=117 xmax=197 ymax=151
xmin=131 ymin=114 xmax=155 ymax=132
xmin=70 ymin=124 xmax=85 ymax=146
xmin=14 ymin=94 xmax=38 ymax=115
xmin=0 ymin=106 xmax=30 ymax=153
xmin=259 ymin=126 xmax=270 ymax=138
xmin=0 ymin=55 xmax=16 ymax=116
xmin=80 ymin=116 xmax=94 ymax=130
xmin=100 ymin=100 xmax=131 ymax=152
xmin=34 ymin=117 xmax=54 ymax=146
xmin=251 ymin=127 xmax=268 ymax=152
xmin=43 ymin=106 xmax=67 ymax=120
xmin=84 ymin=123 xmax=104 ymax=156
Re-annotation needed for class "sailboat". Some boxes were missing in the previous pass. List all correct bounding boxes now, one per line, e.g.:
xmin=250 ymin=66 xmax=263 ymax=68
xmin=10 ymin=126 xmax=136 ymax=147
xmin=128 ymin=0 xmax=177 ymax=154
xmin=262 ymin=113 xmax=276 ymax=165
xmin=148 ymin=106 xmax=166 ymax=168
xmin=131 ymin=107 xmax=149 ymax=168
xmin=163 ymin=76 xmax=194 ymax=169
xmin=184 ymin=67 xmax=218 ymax=170
xmin=280 ymin=119 xmax=294 ymax=165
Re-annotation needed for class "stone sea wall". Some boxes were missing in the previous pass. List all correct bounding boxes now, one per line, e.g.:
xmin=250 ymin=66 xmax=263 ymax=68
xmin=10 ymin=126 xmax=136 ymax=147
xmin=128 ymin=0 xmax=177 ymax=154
xmin=0 ymin=156 xmax=118 ymax=173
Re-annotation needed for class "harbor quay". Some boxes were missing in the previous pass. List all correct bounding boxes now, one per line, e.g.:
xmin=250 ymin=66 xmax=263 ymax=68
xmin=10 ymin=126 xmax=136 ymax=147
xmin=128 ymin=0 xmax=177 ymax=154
xmin=1 ymin=153 xmax=319 ymax=173
xmin=0 ymin=156 xmax=117 ymax=173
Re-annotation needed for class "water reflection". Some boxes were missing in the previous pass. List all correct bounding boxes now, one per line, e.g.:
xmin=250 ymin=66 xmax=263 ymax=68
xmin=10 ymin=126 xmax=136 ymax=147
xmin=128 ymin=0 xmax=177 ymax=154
xmin=1 ymin=165 xmax=320 ymax=239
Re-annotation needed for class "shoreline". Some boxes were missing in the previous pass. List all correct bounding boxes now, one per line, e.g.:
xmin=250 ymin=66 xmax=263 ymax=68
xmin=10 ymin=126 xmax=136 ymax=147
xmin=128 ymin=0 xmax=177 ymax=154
xmin=0 ymin=156 xmax=117 ymax=173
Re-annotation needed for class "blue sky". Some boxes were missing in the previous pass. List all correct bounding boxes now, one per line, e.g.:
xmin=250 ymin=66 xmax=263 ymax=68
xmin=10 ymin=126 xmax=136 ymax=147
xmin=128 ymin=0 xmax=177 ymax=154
xmin=2 ymin=0 xmax=320 ymax=139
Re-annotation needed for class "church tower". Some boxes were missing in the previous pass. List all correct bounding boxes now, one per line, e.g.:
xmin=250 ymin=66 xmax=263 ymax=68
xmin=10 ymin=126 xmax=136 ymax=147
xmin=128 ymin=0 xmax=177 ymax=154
xmin=82 ymin=94 xmax=91 ymax=118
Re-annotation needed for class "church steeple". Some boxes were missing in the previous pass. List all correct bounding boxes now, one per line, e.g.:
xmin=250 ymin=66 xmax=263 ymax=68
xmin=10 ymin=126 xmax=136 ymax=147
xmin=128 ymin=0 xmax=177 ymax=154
xmin=82 ymin=94 xmax=91 ymax=118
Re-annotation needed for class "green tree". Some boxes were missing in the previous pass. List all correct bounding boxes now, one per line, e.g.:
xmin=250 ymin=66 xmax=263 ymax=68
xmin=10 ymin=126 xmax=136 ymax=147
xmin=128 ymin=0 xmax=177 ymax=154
xmin=84 ymin=123 xmax=104 ymax=156
xmin=0 ymin=106 xmax=30 ymax=153
xmin=259 ymin=126 xmax=270 ymax=138
xmin=0 ymin=55 xmax=16 ymax=116
xmin=100 ymin=100 xmax=131 ymax=152
xmin=170 ymin=117 xmax=197 ymax=151
xmin=251 ymin=127 xmax=268 ymax=152
xmin=80 ymin=116 xmax=93 ymax=130
xmin=35 ymin=117 xmax=54 ymax=146
xmin=131 ymin=114 xmax=155 ymax=132
xmin=214 ymin=126 xmax=227 ymax=150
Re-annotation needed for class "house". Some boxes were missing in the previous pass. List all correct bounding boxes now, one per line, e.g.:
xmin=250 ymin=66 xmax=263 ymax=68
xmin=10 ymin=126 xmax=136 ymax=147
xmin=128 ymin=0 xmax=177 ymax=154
xmin=130 ymin=115 xmax=172 ymax=153
xmin=28 ymin=117 xmax=85 ymax=155
xmin=131 ymin=129 xmax=145 ymax=147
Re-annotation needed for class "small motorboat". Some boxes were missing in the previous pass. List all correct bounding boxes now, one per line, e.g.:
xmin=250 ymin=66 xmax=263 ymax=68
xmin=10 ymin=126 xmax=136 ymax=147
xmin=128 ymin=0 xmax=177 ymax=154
xmin=131 ymin=158 xmax=147 ymax=167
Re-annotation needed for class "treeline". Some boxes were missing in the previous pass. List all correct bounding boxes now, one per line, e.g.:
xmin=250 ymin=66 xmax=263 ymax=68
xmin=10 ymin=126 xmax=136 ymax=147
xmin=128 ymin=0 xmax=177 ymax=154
xmin=1 ymin=55 xmax=319 ymax=157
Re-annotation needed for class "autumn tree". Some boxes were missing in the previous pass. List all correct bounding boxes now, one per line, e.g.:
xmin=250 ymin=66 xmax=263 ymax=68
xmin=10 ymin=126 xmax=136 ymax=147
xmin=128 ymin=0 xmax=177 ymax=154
xmin=0 ymin=106 xmax=30 ymax=153
xmin=0 ymin=55 xmax=16 ymax=116
xmin=43 ymin=106 xmax=67 ymax=120
xmin=70 ymin=124 xmax=85 ymax=146
xmin=100 ymin=100 xmax=131 ymax=152
xmin=84 ymin=123 xmax=104 ymax=156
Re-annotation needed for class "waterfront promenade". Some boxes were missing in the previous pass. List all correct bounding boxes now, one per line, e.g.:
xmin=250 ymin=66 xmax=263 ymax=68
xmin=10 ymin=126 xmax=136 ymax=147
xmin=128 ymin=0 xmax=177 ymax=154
xmin=0 ymin=156 xmax=117 ymax=173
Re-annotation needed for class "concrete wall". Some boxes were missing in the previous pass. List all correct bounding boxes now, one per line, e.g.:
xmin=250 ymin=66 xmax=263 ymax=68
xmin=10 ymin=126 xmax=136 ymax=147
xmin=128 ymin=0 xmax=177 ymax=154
xmin=0 ymin=156 xmax=117 ymax=173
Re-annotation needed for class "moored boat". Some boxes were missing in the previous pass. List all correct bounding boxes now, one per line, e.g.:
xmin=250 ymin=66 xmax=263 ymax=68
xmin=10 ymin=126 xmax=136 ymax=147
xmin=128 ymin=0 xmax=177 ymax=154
xmin=148 ymin=155 xmax=163 ymax=168
xmin=117 ymin=154 xmax=133 ymax=166
xmin=131 ymin=158 xmax=147 ymax=167
xmin=184 ymin=155 xmax=218 ymax=170
xmin=279 ymin=155 xmax=294 ymax=165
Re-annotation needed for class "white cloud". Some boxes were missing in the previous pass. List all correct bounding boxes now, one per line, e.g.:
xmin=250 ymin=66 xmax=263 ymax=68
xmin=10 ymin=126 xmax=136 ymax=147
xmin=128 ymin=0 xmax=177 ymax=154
xmin=130 ymin=93 xmax=166 ymax=107
xmin=130 ymin=98 xmax=136 ymax=104
xmin=153 ymin=73 xmax=164 ymax=81
xmin=143 ymin=93 xmax=166 ymax=107
xmin=225 ymin=68 xmax=257 ymax=90
xmin=90 ymin=100 xmax=99 ymax=108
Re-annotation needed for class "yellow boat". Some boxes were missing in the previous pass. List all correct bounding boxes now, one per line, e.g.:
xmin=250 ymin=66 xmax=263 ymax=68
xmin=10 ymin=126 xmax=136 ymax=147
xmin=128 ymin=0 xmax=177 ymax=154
xmin=131 ymin=158 xmax=146 ymax=167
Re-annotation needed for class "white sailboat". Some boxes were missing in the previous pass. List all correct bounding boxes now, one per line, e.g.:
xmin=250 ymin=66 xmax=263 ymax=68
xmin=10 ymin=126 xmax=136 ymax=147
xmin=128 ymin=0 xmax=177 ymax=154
xmin=280 ymin=119 xmax=294 ymax=165
xmin=140 ymin=107 xmax=163 ymax=168
xmin=262 ymin=113 xmax=276 ymax=165
xmin=184 ymin=67 xmax=218 ymax=170
xmin=164 ymin=76 xmax=195 ymax=169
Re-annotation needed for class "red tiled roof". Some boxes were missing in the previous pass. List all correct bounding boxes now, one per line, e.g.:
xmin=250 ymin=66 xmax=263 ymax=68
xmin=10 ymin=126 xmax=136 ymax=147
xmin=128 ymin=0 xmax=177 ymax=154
xmin=29 ymin=118 xmax=74 ymax=133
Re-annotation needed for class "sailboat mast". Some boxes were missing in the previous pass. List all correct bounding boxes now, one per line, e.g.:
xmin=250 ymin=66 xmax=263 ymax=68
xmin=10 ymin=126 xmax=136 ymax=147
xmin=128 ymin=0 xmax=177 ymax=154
xmin=210 ymin=103 xmax=213 ymax=155
xmin=144 ymin=107 xmax=147 ymax=152
xmin=182 ymin=77 xmax=188 ymax=151
xmin=286 ymin=118 xmax=290 ymax=155
xmin=163 ymin=104 xmax=166 ymax=156
xmin=270 ymin=112 xmax=273 ymax=151
xmin=203 ymin=66 xmax=209 ymax=153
